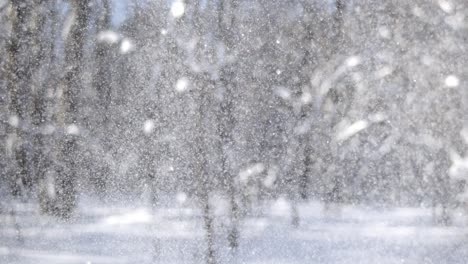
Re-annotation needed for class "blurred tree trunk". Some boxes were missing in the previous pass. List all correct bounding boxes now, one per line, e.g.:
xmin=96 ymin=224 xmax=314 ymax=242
xmin=217 ymin=0 xmax=240 ymax=250
xmin=6 ymin=0 xmax=48 ymax=197
xmin=332 ymin=0 xmax=345 ymax=53
xmin=297 ymin=1 xmax=320 ymax=203
xmin=194 ymin=74 xmax=216 ymax=264
xmin=46 ymin=0 xmax=90 ymax=218
xmin=37 ymin=0 xmax=63 ymax=214
xmin=325 ymin=0 xmax=346 ymax=208
xmin=299 ymin=144 xmax=312 ymax=200
xmin=91 ymin=0 xmax=112 ymax=195
xmin=6 ymin=0 xmax=29 ymax=197
xmin=31 ymin=0 xmax=55 ymax=206
xmin=190 ymin=1 xmax=216 ymax=262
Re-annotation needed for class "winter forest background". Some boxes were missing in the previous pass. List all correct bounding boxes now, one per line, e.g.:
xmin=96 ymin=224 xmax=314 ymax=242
xmin=1 ymin=0 xmax=468 ymax=263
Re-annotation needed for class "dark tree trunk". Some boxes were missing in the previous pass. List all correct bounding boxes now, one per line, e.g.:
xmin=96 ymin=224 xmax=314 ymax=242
xmin=218 ymin=0 xmax=241 ymax=250
xmin=91 ymin=0 xmax=113 ymax=194
xmin=6 ymin=0 xmax=49 ymax=197
xmin=44 ymin=0 xmax=90 ymax=218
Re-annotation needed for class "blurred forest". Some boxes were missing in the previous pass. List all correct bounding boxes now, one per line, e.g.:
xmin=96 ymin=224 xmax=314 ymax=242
xmin=1 ymin=0 xmax=468 ymax=255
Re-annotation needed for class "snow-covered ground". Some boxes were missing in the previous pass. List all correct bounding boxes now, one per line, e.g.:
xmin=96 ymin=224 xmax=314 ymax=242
xmin=1 ymin=196 xmax=468 ymax=264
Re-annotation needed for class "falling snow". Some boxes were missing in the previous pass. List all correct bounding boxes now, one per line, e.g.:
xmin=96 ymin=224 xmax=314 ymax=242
xmin=1 ymin=0 xmax=468 ymax=263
